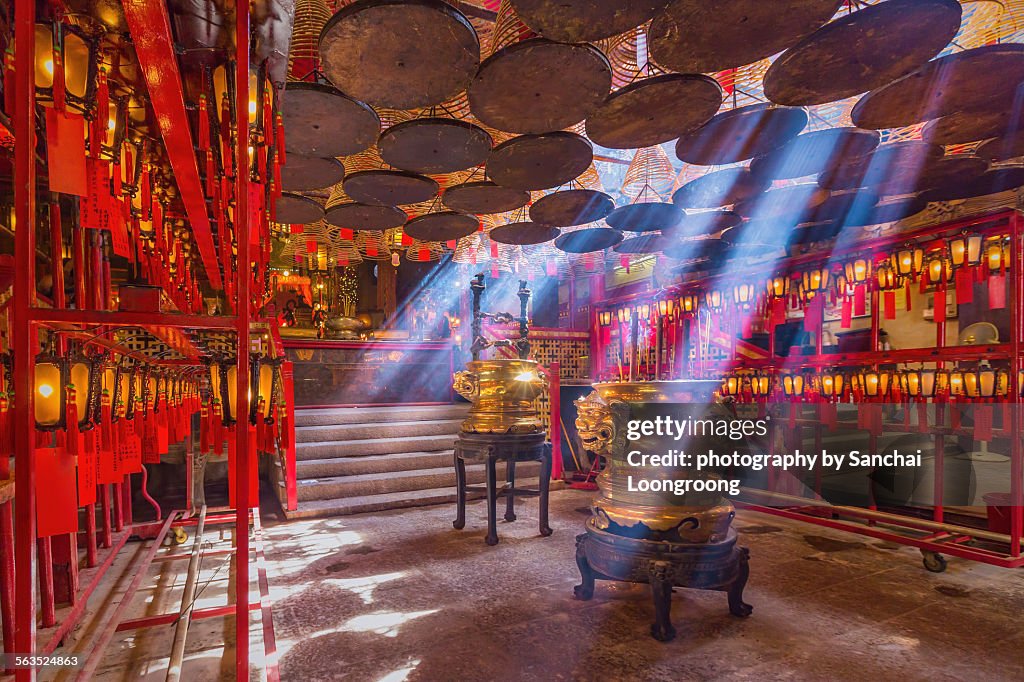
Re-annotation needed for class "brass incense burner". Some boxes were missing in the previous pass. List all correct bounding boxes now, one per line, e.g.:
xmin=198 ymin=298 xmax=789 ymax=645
xmin=573 ymin=380 xmax=752 ymax=641
xmin=453 ymin=359 xmax=547 ymax=433
xmin=453 ymin=275 xmax=545 ymax=434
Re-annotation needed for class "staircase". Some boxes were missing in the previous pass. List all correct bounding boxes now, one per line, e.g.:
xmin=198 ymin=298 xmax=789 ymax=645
xmin=286 ymin=403 xmax=544 ymax=519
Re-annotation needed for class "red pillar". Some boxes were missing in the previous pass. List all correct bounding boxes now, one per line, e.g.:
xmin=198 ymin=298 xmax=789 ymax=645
xmin=13 ymin=0 xmax=40 ymax=673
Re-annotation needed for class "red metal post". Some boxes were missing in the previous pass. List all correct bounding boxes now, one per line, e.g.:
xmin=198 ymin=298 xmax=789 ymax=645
xmin=13 ymin=0 xmax=39 ymax=672
xmin=283 ymin=362 xmax=297 ymax=512
xmin=548 ymin=362 xmax=562 ymax=480
xmin=0 ymin=501 xmax=15 ymax=673
xmin=235 ymin=1 xmax=253 ymax=676
xmin=1010 ymin=212 xmax=1022 ymax=556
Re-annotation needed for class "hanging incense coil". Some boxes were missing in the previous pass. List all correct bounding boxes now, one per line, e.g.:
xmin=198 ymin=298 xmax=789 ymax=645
xmin=574 ymin=162 xmax=604 ymax=192
xmin=355 ymin=231 xmax=393 ymax=260
xmin=487 ymin=0 xmax=538 ymax=57
xmin=287 ymin=0 xmax=333 ymax=80
xmin=319 ymin=0 xmax=481 ymax=109
xmin=404 ymin=240 xmax=444 ymax=262
xmin=621 ymin=145 xmax=676 ymax=198
xmin=763 ymin=0 xmax=961 ymax=107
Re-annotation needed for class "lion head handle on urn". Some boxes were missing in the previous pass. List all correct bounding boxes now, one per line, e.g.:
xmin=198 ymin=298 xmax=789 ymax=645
xmin=452 ymin=370 xmax=478 ymax=401
xmin=574 ymin=391 xmax=629 ymax=459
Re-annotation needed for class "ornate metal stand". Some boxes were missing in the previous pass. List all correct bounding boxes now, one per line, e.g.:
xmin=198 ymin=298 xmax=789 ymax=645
xmin=452 ymin=431 xmax=553 ymax=545
xmin=574 ymin=524 xmax=751 ymax=641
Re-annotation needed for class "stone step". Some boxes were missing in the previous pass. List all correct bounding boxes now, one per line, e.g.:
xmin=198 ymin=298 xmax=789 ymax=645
xmin=296 ymin=433 xmax=457 ymax=460
xmin=285 ymin=478 xmax=555 ymax=519
xmin=295 ymin=418 xmax=463 ymax=443
xmin=296 ymin=462 xmax=542 ymax=502
xmin=294 ymin=404 xmax=469 ymax=427
xmin=296 ymin=450 xmax=455 ymax=479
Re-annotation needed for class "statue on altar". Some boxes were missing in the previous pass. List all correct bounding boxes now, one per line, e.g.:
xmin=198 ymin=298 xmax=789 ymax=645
xmin=312 ymin=302 xmax=328 ymax=339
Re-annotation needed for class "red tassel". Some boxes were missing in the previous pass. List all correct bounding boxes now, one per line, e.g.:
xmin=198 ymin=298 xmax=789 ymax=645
xmin=52 ymin=26 xmax=66 ymax=111
xmin=276 ymin=113 xmax=286 ymax=165
xmin=883 ymin=291 xmax=896 ymax=320
xmin=101 ymin=400 xmax=112 ymax=452
xmin=198 ymin=95 xmax=210 ymax=151
xmin=905 ymin=280 xmax=913 ymax=311
xmin=975 ymin=404 xmax=993 ymax=442
xmin=955 ymin=268 xmax=973 ymax=304
xmin=988 ymin=274 xmax=1007 ymax=309
xmin=934 ymin=287 xmax=946 ymax=324
xmin=951 ymin=401 xmax=961 ymax=431
xmin=853 ymin=284 xmax=866 ymax=317
xmin=840 ymin=296 xmax=853 ymax=329
xmin=200 ymin=403 xmax=210 ymax=454
xmin=3 ymin=48 xmax=14 ymax=117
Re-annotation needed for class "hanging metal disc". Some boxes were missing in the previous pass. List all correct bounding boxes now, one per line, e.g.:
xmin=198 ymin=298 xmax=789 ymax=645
xmin=675 ymin=104 xmax=807 ymax=165
xmin=280 ymin=156 xmax=347 ymax=192
xmin=490 ymin=222 xmax=561 ymax=245
xmin=922 ymin=109 xmax=1024 ymax=146
xmin=279 ymin=81 xmax=380 ymax=158
xmin=441 ymin=181 xmax=531 ymax=214
xmin=319 ymin=0 xmax=480 ymax=109
xmin=343 ymin=170 xmax=439 ymax=206
xmin=468 ymin=38 xmax=611 ymax=135
xmin=614 ymin=234 xmax=670 ymax=254
xmin=377 ymin=118 xmax=493 ymax=174
xmin=605 ymin=202 xmax=684 ymax=233
xmin=403 ymin=211 xmax=479 ymax=241
xmin=734 ymin=184 xmax=830 ymax=222
xmin=842 ymin=196 xmax=929 ymax=227
xmin=921 ymin=165 xmax=1024 ymax=203
xmin=510 ymin=0 xmax=670 ymax=43
xmin=763 ymin=0 xmax=961 ymax=107
xmin=818 ymin=140 xmax=944 ymax=192
xmin=324 ymin=202 xmax=408 ymax=230
xmin=976 ymin=133 xmax=1024 ymax=163
xmin=584 ymin=74 xmax=722 ymax=150
xmin=486 ymin=132 xmax=594 ymax=191
xmin=851 ymin=44 xmax=1024 ymax=130
xmin=554 ymin=227 xmax=623 ymax=253
xmin=663 ymin=238 xmax=727 ymax=262
xmin=275 ymin=193 xmax=325 ymax=224
xmin=649 ymin=0 xmax=843 ymax=74
xmin=528 ymin=189 xmax=614 ymax=227
xmin=748 ymin=128 xmax=881 ymax=182
xmin=671 ymin=168 xmax=769 ymax=209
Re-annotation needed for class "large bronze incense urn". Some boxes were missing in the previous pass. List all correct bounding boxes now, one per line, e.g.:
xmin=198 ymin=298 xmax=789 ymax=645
xmin=573 ymin=380 xmax=752 ymax=641
xmin=454 ymin=359 xmax=547 ymax=433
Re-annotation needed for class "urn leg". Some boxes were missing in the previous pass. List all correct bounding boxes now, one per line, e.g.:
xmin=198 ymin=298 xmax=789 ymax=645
xmin=452 ymin=450 xmax=466 ymax=531
xmin=538 ymin=450 xmax=553 ymax=537
xmin=728 ymin=547 xmax=753 ymax=618
xmin=572 ymin=533 xmax=595 ymax=600
xmin=504 ymin=459 xmax=517 ymax=522
xmin=485 ymin=457 xmax=499 ymax=546
xmin=649 ymin=562 xmax=677 ymax=642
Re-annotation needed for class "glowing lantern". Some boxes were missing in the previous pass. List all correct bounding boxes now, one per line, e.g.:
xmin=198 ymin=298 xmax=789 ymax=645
xmin=704 ymin=289 xmax=725 ymax=312
xmin=733 ymin=282 xmax=756 ymax=309
xmin=820 ymin=371 xmax=845 ymax=399
xmin=679 ymin=293 xmax=699 ymax=314
xmin=949 ymin=232 xmax=982 ymax=269
xmin=781 ymin=373 xmax=806 ymax=398
xmin=844 ymin=258 xmax=871 ymax=284
xmin=892 ymin=246 xmax=924 ymax=277
xmin=767 ymin=275 xmax=790 ymax=299
xmin=34 ymin=346 xmax=66 ymax=430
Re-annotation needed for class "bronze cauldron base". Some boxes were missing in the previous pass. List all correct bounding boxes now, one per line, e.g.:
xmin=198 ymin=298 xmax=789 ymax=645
xmin=573 ymin=522 xmax=751 ymax=642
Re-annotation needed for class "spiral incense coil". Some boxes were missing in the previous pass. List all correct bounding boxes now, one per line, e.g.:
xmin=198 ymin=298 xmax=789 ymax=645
xmin=331 ymin=237 xmax=364 ymax=266
xmin=621 ymin=145 xmax=675 ymax=198
xmin=606 ymin=27 xmax=641 ymax=90
xmin=487 ymin=0 xmax=538 ymax=57
xmin=404 ymin=239 xmax=444 ymax=262
xmin=452 ymin=232 xmax=487 ymax=264
xmin=287 ymin=0 xmax=332 ymax=81
xmin=355 ymin=231 xmax=393 ymax=260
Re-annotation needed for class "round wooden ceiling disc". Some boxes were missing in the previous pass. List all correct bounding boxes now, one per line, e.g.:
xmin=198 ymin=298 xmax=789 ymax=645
xmin=490 ymin=222 xmax=561 ymax=245
xmin=487 ymin=132 xmax=594 ymax=191
xmin=763 ymin=0 xmax=961 ymax=107
xmin=649 ymin=0 xmax=843 ymax=74
xmin=916 ymin=155 xmax=989 ymax=194
xmin=403 ymin=211 xmax=479 ymax=241
xmin=509 ymin=0 xmax=670 ymax=43
xmin=377 ymin=118 xmax=493 ymax=175
xmin=614 ymin=234 xmax=670 ymax=255
xmin=789 ymin=221 xmax=841 ymax=247
xmin=922 ymin=165 xmax=1024 ymax=202
xmin=819 ymin=140 xmax=944 ymax=192
xmin=748 ymin=128 xmax=881 ymax=182
xmin=281 ymin=156 xmax=347 ymax=192
xmin=809 ymin=189 xmax=879 ymax=225
xmin=275 ymin=193 xmax=325 ymax=224
xmin=605 ymin=202 xmax=684 ymax=233
xmin=720 ymin=221 xmax=790 ymax=247
xmin=976 ymin=133 xmax=1024 ymax=163
xmin=852 ymin=44 xmax=1024 ymax=130
xmin=843 ymin=196 xmax=928 ymax=227
xmin=554 ymin=227 xmax=623 ymax=253
xmin=324 ymin=202 xmax=408 ymax=230
xmin=342 ymin=170 xmax=439 ymax=206
xmin=468 ymin=38 xmax=612 ymax=135
xmin=279 ymin=82 xmax=380 ymax=158
xmin=663 ymin=210 xmax=743 ymax=239
xmin=734 ymin=184 xmax=830 ymax=221
xmin=528 ymin=189 xmax=614 ymax=227
xmin=675 ymin=104 xmax=807 ymax=166
xmin=441 ymin=182 xmax=531 ymax=214
xmin=671 ymin=168 xmax=769 ymax=209
xmin=922 ymin=109 xmax=1024 ymax=146
xmin=319 ymin=0 xmax=480 ymax=109
xmin=584 ymin=74 xmax=722 ymax=150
